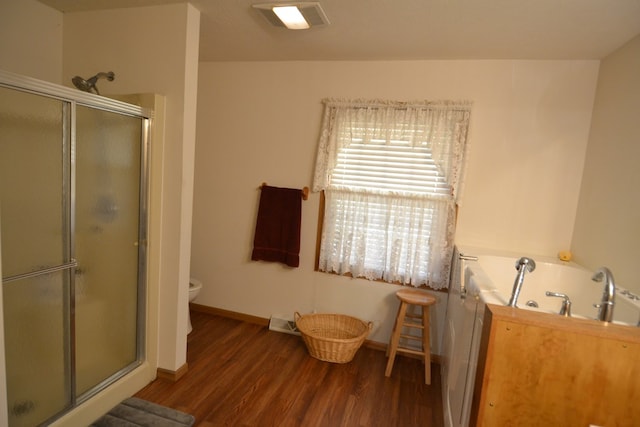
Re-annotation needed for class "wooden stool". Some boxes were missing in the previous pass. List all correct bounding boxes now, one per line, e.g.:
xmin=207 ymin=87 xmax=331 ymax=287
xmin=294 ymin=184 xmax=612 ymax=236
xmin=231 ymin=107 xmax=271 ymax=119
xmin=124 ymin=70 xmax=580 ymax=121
xmin=385 ymin=288 xmax=437 ymax=384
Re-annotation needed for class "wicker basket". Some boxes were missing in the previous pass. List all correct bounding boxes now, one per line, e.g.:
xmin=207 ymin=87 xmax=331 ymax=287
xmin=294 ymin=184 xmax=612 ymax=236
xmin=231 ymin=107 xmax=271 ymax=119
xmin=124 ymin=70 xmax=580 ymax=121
xmin=294 ymin=312 xmax=372 ymax=363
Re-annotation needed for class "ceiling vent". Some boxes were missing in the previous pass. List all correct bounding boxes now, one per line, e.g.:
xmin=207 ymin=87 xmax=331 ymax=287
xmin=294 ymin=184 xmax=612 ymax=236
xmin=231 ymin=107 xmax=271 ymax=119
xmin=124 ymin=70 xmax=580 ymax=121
xmin=252 ymin=2 xmax=330 ymax=29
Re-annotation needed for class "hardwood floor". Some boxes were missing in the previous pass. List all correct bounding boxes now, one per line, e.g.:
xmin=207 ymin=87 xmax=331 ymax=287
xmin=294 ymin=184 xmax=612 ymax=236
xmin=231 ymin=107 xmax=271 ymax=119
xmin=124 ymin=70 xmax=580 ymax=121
xmin=135 ymin=311 xmax=444 ymax=426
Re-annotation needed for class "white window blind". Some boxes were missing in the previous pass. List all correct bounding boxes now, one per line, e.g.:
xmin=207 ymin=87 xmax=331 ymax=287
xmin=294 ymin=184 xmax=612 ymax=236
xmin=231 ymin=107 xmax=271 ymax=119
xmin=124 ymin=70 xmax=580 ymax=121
xmin=332 ymin=138 xmax=451 ymax=196
xmin=313 ymin=99 xmax=471 ymax=289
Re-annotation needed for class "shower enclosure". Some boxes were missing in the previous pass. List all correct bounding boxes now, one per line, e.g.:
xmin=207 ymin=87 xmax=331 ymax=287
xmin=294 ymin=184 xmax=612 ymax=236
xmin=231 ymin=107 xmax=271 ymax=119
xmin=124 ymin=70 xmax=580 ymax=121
xmin=0 ymin=70 xmax=150 ymax=426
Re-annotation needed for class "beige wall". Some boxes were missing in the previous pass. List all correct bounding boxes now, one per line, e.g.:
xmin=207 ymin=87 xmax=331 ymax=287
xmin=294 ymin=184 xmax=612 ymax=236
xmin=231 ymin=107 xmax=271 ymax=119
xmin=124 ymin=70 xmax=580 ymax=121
xmin=0 ymin=3 xmax=61 ymax=426
xmin=572 ymin=35 xmax=640 ymax=294
xmin=0 ymin=228 xmax=6 ymax=427
xmin=0 ymin=1 xmax=199 ymax=425
xmin=2 ymin=0 xmax=636 ymax=421
xmin=0 ymin=0 xmax=63 ymax=83
xmin=191 ymin=60 xmax=599 ymax=350
xmin=62 ymin=3 xmax=200 ymax=374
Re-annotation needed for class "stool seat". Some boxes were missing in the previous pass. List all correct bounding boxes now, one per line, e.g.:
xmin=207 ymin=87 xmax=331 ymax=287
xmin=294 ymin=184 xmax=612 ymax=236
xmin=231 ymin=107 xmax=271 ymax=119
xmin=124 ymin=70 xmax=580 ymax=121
xmin=385 ymin=288 xmax=436 ymax=384
xmin=396 ymin=288 xmax=437 ymax=307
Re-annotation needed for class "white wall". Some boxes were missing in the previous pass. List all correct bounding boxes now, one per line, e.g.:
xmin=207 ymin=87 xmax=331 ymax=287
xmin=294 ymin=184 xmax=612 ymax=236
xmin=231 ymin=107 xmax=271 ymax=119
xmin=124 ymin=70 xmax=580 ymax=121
xmin=0 ymin=0 xmax=201 ymax=374
xmin=0 ymin=3 xmax=60 ymax=425
xmin=62 ymin=3 xmax=200 ymax=373
xmin=0 ymin=0 xmax=199 ymax=424
xmin=456 ymin=61 xmax=599 ymax=254
xmin=0 ymin=222 xmax=7 ymax=427
xmin=0 ymin=0 xmax=63 ymax=83
xmin=572 ymin=34 xmax=640 ymax=293
xmin=191 ymin=60 xmax=599 ymax=352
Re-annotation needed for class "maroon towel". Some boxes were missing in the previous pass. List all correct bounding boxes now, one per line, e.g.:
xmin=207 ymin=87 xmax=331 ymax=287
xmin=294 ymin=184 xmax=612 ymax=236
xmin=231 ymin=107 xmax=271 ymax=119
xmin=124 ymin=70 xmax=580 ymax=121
xmin=251 ymin=185 xmax=302 ymax=268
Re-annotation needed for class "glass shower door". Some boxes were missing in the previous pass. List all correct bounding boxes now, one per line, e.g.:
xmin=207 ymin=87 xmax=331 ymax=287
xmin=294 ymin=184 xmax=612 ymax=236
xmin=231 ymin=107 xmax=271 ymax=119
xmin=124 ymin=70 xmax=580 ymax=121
xmin=0 ymin=87 xmax=72 ymax=426
xmin=74 ymin=105 xmax=143 ymax=397
xmin=0 ymin=75 xmax=148 ymax=426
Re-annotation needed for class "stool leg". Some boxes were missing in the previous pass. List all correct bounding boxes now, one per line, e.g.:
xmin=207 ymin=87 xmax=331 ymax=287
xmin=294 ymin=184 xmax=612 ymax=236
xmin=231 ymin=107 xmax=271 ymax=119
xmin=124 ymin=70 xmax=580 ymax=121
xmin=385 ymin=301 xmax=408 ymax=377
xmin=385 ymin=303 xmax=402 ymax=357
xmin=422 ymin=305 xmax=431 ymax=385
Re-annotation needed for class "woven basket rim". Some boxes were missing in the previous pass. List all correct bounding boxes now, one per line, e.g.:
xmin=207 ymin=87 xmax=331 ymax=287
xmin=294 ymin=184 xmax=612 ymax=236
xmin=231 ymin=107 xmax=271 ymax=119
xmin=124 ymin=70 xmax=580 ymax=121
xmin=294 ymin=312 xmax=372 ymax=344
xmin=296 ymin=312 xmax=365 ymax=321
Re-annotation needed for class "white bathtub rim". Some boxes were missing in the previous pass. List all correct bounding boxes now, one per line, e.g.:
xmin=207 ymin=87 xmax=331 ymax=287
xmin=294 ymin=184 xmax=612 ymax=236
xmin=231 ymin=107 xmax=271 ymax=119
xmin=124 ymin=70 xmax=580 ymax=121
xmin=457 ymin=245 xmax=640 ymax=326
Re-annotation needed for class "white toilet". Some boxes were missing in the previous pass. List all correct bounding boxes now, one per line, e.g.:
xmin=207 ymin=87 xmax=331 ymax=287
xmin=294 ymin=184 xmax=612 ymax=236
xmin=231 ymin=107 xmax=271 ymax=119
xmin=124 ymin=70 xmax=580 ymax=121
xmin=188 ymin=277 xmax=203 ymax=334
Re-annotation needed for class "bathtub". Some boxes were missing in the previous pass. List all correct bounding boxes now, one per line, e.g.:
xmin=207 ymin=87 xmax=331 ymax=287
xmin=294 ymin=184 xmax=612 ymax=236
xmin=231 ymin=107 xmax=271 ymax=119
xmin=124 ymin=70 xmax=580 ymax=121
xmin=463 ymin=247 xmax=640 ymax=326
xmin=442 ymin=246 xmax=640 ymax=427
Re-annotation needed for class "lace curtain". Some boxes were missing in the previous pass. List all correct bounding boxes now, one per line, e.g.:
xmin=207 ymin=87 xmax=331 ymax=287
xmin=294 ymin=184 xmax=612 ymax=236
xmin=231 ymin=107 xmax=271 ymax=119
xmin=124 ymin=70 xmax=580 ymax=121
xmin=312 ymin=99 xmax=472 ymax=289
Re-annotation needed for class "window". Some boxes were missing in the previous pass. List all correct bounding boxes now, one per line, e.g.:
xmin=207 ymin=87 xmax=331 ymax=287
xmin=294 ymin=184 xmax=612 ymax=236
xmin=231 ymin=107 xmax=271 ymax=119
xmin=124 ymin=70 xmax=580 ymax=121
xmin=313 ymin=99 xmax=471 ymax=289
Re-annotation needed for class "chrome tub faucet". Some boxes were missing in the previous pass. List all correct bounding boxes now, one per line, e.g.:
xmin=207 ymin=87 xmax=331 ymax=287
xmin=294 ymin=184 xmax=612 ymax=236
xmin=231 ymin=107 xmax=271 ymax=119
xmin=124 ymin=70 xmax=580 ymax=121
xmin=545 ymin=291 xmax=572 ymax=317
xmin=592 ymin=267 xmax=616 ymax=322
xmin=507 ymin=257 xmax=536 ymax=307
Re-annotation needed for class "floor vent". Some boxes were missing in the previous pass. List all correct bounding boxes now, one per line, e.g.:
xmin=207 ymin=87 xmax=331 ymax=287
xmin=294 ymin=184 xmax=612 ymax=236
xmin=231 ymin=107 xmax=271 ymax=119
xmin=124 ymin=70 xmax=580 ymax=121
xmin=268 ymin=316 xmax=301 ymax=336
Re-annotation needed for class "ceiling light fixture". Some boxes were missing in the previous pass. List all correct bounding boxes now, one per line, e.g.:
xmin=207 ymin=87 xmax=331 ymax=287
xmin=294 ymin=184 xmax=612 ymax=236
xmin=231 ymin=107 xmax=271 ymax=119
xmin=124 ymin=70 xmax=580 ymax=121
xmin=273 ymin=6 xmax=309 ymax=29
xmin=252 ymin=2 xmax=330 ymax=30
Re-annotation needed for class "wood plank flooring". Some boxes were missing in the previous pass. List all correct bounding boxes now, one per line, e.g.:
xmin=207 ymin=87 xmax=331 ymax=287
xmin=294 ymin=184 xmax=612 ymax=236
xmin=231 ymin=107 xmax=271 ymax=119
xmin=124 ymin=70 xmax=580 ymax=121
xmin=135 ymin=311 xmax=444 ymax=427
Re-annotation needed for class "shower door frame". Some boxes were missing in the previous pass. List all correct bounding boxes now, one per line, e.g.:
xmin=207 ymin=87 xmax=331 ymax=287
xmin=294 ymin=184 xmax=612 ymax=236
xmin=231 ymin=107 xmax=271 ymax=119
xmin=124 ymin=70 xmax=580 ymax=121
xmin=0 ymin=69 xmax=152 ymax=424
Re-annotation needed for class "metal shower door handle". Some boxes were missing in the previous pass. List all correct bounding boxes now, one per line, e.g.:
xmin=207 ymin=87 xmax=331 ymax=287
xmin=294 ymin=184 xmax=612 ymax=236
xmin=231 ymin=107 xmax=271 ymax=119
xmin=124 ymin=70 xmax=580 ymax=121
xmin=2 ymin=259 xmax=78 ymax=284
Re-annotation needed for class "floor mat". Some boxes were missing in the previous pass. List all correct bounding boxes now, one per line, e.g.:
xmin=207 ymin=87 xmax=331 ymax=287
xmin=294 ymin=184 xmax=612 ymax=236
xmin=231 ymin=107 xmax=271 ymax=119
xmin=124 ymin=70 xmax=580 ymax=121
xmin=91 ymin=397 xmax=195 ymax=427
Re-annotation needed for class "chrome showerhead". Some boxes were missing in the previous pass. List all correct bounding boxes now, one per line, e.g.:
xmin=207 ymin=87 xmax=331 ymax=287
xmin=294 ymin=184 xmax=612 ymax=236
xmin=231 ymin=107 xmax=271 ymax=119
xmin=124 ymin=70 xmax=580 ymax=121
xmin=71 ymin=71 xmax=115 ymax=95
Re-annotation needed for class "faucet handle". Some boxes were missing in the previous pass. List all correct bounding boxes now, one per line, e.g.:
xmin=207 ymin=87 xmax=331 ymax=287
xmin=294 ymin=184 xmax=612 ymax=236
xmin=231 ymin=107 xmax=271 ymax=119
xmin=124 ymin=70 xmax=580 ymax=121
xmin=545 ymin=291 xmax=572 ymax=317
xmin=515 ymin=257 xmax=536 ymax=272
